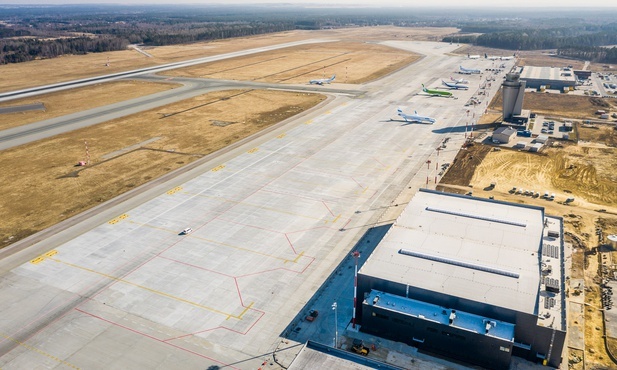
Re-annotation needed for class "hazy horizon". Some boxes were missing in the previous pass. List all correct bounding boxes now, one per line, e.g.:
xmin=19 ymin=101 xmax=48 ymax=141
xmin=0 ymin=1 xmax=616 ymax=8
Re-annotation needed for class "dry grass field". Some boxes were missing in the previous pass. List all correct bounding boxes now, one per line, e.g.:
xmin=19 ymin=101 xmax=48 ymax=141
xmin=0 ymin=89 xmax=325 ymax=248
xmin=163 ymin=41 xmax=419 ymax=84
xmin=0 ymin=80 xmax=179 ymax=131
xmin=0 ymin=26 xmax=457 ymax=93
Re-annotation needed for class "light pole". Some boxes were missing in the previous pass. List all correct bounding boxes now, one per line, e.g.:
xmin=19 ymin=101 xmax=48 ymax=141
xmin=332 ymin=301 xmax=338 ymax=348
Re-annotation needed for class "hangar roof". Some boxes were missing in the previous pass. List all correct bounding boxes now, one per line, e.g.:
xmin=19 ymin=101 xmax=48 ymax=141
xmin=359 ymin=189 xmax=545 ymax=314
xmin=518 ymin=66 xmax=576 ymax=83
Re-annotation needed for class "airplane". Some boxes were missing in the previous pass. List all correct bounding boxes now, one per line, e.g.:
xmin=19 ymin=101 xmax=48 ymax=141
xmin=421 ymin=84 xmax=453 ymax=97
xmin=450 ymin=76 xmax=469 ymax=84
xmin=396 ymin=108 xmax=435 ymax=124
xmin=485 ymin=53 xmax=514 ymax=61
xmin=442 ymin=80 xmax=469 ymax=90
xmin=468 ymin=54 xmax=480 ymax=59
xmin=459 ymin=65 xmax=481 ymax=74
xmin=309 ymin=74 xmax=335 ymax=85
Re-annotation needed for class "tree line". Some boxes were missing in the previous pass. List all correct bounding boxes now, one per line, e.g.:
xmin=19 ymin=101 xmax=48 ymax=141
xmin=442 ymin=25 xmax=617 ymax=64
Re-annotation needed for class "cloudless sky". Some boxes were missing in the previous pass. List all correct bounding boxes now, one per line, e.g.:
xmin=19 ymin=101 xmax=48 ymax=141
xmin=0 ymin=0 xmax=616 ymax=7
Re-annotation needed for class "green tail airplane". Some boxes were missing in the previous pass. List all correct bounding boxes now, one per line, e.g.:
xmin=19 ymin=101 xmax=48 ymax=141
xmin=422 ymin=84 xmax=453 ymax=97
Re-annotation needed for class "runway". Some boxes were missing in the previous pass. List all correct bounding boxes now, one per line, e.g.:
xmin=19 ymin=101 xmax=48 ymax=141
xmin=0 ymin=40 xmax=511 ymax=369
xmin=0 ymin=38 xmax=335 ymax=102
xmin=0 ymin=75 xmax=364 ymax=151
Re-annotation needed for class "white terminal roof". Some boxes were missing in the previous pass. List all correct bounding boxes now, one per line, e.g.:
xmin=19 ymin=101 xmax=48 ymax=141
xmin=359 ymin=189 xmax=545 ymax=315
xmin=518 ymin=66 xmax=577 ymax=83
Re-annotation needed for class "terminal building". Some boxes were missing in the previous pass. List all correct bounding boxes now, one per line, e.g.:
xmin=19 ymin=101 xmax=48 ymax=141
xmin=356 ymin=189 xmax=566 ymax=370
xmin=518 ymin=65 xmax=577 ymax=92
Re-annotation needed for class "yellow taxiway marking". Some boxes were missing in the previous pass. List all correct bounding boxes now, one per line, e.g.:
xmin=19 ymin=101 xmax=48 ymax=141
xmin=325 ymin=110 xmax=332 ymax=115
xmin=211 ymin=164 xmax=225 ymax=172
xmin=30 ymin=250 xmax=58 ymax=265
xmin=292 ymin=251 xmax=305 ymax=264
xmin=0 ymin=330 xmax=80 ymax=369
xmin=108 ymin=214 xmax=129 ymax=225
xmin=276 ymin=133 xmax=286 ymax=139
xmin=247 ymin=147 xmax=259 ymax=154
xmin=166 ymin=186 xmax=183 ymax=195
xmin=47 ymin=257 xmax=251 ymax=320
xmin=304 ymin=119 xmax=313 ymax=125
xmin=324 ymin=214 xmax=342 ymax=224
xmin=355 ymin=187 xmax=369 ymax=195
xmin=229 ymin=302 xmax=254 ymax=321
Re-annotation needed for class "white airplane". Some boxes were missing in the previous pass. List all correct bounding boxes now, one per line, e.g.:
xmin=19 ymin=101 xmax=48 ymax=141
xmin=309 ymin=74 xmax=335 ymax=85
xmin=485 ymin=53 xmax=514 ymax=61
xmin=450 ymin=76 xmax=469 ymax=84
xmin=396 ymin=108 xmax=436 ymax=124
xmin=459 ymin=65 xmax=481 ymax=74
xmin=442 ymin=80 xmax=469 ymax=90
xmin=468 ymin=54 xmax=480 ymax=59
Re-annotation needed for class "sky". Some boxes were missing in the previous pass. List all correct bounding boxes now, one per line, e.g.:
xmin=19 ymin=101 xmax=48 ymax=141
xmin=0 ymin=0 xmax=616 ymax=7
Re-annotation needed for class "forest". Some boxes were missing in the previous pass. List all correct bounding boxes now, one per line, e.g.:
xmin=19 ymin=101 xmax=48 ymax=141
xmin=1 ymin=4 xmax=617 ymax=64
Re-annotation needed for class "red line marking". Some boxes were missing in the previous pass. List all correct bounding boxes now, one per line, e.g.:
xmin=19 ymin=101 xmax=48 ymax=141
xmin=0 ymin=230 xmax=183 ymax=352
xmin=163 ymin=308 xmax=265 ymax=342
xmin=373 ymin=157 xmax=388 ymax=168
xmin=350 ymin=176 xmax=365 ymax=188
xmin=75 ymin=308 xmax=239 ymax=369
xmin=341 ymin=218 xmax=352 ymax=230
xmin=321 ymin=200 xmax=335 ymax=217
xmin=284 ymin=233 xmax=298 ymax=254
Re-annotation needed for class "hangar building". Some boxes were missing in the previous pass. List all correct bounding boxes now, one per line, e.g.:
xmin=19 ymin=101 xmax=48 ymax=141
xmin=357 ymin=189 xmax=566 ymax=370
xmin=492 ymin=126 xmax=518 ymax=144
xmin=518 ymin=66 xmax=577 ymax=91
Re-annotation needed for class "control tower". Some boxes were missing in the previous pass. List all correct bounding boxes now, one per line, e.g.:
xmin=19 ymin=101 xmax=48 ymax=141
xmin=502 ymin=72 xmax=526 ymax=121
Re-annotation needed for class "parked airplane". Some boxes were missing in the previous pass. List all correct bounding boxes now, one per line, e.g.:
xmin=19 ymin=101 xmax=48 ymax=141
xmin=468 ymin=54 xmax=480 ymax=59
xmin=485 ymin=53 xmax=514 ymax=61
xmin=309 ymin=74 xmax=335 ymax=85
xmin=450 ymin=76 xmax=469 ymax=84
xmin=396 ymin=108 xmax=436 ymax=124
xmin=421 ymin=84 xmax=453 ymax=97
xmin=442 ymin=80 xmax=469 ymax=90
xmin=459 ymin=65 xmax=481 ymax=74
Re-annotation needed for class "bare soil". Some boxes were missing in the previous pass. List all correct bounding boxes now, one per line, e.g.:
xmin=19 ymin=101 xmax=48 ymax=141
xmin=0 ymin=80 xmax=179 ymax=131
xmin=0 ymin=89 xmax=325 ymax=248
